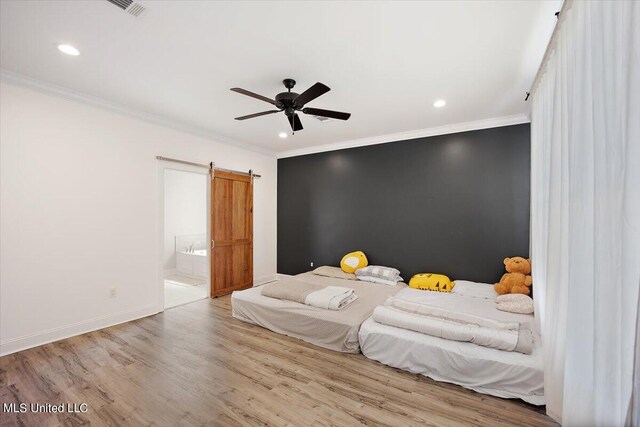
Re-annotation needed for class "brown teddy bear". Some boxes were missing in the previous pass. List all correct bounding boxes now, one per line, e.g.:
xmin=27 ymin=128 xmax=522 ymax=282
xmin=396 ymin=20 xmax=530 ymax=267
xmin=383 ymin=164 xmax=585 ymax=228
xmin=494 ymin=257 xmax=532 ymax=295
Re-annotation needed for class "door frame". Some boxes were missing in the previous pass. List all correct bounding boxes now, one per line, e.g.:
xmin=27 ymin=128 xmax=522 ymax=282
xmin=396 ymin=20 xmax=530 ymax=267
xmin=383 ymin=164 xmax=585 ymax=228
xmin=156 ymin=160 xmax=211 ymax=312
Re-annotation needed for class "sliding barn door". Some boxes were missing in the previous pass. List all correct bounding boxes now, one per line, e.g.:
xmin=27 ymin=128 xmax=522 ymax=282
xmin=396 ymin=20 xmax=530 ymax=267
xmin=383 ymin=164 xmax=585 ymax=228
xmin=210 ymin=169 xmax=253 ymax=297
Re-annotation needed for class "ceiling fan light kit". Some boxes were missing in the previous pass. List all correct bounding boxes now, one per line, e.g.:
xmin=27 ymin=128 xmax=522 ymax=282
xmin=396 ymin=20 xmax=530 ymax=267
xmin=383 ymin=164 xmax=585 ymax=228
xmin=231 ymin=78 xmax=351 ymax=133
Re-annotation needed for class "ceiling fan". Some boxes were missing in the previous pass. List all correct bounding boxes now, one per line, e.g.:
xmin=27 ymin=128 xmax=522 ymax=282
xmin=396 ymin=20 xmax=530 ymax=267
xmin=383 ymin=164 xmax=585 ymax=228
xmin=230 ymin=79 xmax=351 ymax=132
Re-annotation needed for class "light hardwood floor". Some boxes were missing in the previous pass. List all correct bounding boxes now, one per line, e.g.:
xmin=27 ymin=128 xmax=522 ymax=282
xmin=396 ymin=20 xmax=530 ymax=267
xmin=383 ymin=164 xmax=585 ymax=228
xmin=0 ymin=296 xmax=555 ymax=426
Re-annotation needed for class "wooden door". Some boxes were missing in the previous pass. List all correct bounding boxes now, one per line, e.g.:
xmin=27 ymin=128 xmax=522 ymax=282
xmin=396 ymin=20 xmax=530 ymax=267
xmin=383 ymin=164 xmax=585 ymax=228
xmin=210 ymin=169 xmax=253 ymax=297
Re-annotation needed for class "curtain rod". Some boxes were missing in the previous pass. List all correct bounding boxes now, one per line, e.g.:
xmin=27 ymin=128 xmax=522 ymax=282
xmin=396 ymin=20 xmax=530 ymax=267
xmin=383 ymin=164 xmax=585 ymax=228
xmin=528 ymin=0 xmax=574 ymax=99
xmin=156 ymin=156 xmax=261 ymax=178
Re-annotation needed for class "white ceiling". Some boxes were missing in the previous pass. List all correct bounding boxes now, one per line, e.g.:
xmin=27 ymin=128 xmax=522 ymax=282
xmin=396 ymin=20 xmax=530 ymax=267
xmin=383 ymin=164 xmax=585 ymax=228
xmin=0 ymin=1 xmax=560 ymax=155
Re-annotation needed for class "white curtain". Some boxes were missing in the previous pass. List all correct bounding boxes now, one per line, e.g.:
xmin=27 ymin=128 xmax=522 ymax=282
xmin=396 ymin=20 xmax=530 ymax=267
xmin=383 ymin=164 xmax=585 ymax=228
xmin=632 ymin=285 xmax=640 ymax=425
xmin=530 ymin=1 xmax=640 ymax=425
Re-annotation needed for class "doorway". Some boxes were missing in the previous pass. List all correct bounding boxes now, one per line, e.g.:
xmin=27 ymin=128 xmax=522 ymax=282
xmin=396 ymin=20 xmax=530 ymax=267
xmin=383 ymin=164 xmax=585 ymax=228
xmin=162 ymin=168 xmax=209 ymax=308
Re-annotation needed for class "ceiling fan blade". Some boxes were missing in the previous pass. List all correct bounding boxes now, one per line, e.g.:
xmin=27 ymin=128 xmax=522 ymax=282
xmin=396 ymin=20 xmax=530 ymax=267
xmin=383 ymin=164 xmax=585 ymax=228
xmin=293 ymin=82 xmax=330 ymax=107
xmin=288 ymin=113 xmax=303 ymax=131
xmin=302 ymin=107 xmax=351 ymax=121
xmin=230 ymin=87 xmax=276 ymax=105
xmin=234 ymin=110 xmax=280 ymax=120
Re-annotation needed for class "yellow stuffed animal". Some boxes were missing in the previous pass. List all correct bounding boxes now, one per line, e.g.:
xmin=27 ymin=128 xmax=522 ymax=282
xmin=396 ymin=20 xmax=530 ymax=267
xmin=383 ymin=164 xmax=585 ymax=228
xmin=494 ymin=257 xmax=533 ymax=295
xmin=409 ymin=273 xmax=455 ymax=292
xmin=340 ymin=251 xmax=368 ymax=273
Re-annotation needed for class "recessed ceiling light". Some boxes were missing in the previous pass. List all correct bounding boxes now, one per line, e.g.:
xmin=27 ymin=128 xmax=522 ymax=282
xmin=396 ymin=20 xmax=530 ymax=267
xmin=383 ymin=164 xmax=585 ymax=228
xmin=278 ymin=132 xmax=288 ymax=139
xmin=58 ymin=44 xmax=80 ymax=56
xmin=433 ymin=99 xmax=446 ymax=108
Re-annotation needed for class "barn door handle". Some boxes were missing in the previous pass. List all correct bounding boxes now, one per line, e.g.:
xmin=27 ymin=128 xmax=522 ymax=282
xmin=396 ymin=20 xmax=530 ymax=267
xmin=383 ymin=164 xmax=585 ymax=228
xmin=211 ymin=239 xmax=215 ymax=249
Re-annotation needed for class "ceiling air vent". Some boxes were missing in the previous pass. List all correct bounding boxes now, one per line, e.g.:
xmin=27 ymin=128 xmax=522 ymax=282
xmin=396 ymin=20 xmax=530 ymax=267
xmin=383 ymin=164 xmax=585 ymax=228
xmin=106 ymin=0 xmax=147 ymax=17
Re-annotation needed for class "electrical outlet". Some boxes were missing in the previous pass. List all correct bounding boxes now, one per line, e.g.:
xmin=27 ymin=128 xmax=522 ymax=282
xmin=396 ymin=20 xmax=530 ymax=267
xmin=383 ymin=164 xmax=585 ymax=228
xmin=310 ymin=262 xmax=314 ymax=267
xmin=109 ymin=288 xmax=117 ymax=298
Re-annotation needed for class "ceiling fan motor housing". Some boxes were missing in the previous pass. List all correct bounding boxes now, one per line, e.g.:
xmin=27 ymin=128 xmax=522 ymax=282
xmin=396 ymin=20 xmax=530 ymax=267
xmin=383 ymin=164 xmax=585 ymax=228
xmin=275 ymin=91 xmax=299 ymax=111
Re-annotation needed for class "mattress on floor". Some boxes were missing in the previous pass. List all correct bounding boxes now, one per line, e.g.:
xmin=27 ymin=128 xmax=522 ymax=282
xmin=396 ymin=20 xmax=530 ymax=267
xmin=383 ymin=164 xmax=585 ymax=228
xmin=232 ymin=272 xmax=405 ymax=353
xmin=358 ymin=287 xmax=544 ymax=405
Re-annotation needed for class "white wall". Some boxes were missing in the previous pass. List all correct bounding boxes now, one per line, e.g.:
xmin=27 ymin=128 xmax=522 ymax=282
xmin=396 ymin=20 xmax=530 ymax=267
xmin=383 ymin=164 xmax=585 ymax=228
xmin=163 ymin=169 xmax=207 ymax=271
xmin=0 ymin=82 xmax=277 ymax=355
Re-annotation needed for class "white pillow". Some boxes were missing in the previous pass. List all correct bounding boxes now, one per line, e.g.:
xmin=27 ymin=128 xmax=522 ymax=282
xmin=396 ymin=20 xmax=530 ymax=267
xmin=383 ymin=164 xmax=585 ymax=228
xmin=356 ymin=265 xmax=402 ymax=282
xmin=496 ymin=294 xmax=534 ymax=314
xmin=451 ymin=280 xmax=498 ymax=299
xmin=356 ymin=275 xmax=402 ymax=286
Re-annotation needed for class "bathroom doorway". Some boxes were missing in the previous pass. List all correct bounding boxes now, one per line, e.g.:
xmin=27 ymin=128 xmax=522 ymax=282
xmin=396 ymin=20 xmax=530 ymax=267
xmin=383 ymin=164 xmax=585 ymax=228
xmin=162 ymin=168 xmax=209 ymax=309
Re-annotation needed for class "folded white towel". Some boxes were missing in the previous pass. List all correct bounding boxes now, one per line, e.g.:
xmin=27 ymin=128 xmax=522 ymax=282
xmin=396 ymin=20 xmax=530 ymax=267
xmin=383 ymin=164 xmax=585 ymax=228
xmin=305 ymin=286 xmax=357 ymax=310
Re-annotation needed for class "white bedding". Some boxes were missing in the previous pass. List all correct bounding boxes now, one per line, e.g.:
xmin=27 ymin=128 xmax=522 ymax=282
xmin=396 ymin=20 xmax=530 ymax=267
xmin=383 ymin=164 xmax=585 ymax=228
xmin=305 ymin=286 xmax=358 ymax=310
xmin=359 ymin=287 xmax=544 ymax=405
xmin=232 ymin=272 xmax=405 ymax=353
xmin=452 ymin=280 xmax=498 ymax=299
xmin=372 ymin=301 xmax=532 ymax=354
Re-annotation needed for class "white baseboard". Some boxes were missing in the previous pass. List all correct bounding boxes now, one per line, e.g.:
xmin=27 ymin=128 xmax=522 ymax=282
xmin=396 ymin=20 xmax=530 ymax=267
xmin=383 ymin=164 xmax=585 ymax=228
xmin=1 ymin=273 xmax=280 ymax=356
xmin=0 ymin=305 xmax=159 ymax=356
xmin=163 ymin=268 xmax=177 ymax=276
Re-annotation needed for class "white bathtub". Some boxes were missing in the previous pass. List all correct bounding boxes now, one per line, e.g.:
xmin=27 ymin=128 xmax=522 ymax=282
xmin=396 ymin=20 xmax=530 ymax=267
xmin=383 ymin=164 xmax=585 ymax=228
xmin=176 ymin=250 xmax=208 ymax=278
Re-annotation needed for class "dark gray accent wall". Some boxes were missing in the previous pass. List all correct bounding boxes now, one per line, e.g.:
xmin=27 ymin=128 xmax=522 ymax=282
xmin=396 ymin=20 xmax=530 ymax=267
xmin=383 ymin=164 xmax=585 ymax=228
xmin=277 ymin=124 xmax=530 ymax=283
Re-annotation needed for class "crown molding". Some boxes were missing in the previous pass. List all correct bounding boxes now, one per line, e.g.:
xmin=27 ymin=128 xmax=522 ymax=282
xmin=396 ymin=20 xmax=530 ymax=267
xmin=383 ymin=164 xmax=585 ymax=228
xmin=0 ymin=69 xmax=276 ymax=157
xmin=1 ymin=70 xmax=530 ymax=160
xmin=277 ymin=114 xmax=530 ymax=159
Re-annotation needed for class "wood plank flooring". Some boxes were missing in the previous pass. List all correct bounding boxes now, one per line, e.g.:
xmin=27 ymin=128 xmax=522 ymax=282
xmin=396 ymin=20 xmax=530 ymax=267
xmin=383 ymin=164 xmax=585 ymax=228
xmin=0 ymin=296 xmax=556 ymax=426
